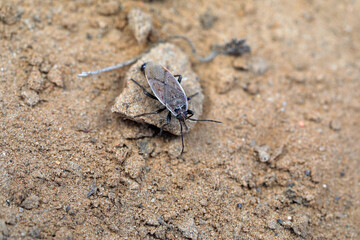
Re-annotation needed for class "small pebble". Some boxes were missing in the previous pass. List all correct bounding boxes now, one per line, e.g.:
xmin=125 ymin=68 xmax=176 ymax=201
xmin=267 ymin=219 xmax=277 ymax=230
xmin=236 ymin=203 xmax=243 ymax=209
xmin=40 ymin=59 xmax=52 ymax=73
xmin=305 ymin=169 xmax=311 ymax=176
xmin=329 ymin=120 xmax=341 ymax=131
xmin=243 ymin=82 xmax=259 ymax=95
xmin=340 ymin=172 xmax=345 ymax=177
xmin=199 ymin=199 xmax=208 ymax=207
xmin=177 ymin=216 xmax=198 ymax=239
xmin=128 ymin=179 xmax=140 ymax=190
xmin=87 ymin=180 xmax=97 ymax=197
xmin=298 ymin=121 xmax=305 ymax=127
xmin=21 ymin=195 xmax=40 ymax=210
xmin=65 ymin=205 xmax=71 ymax=212
xmin=29 ymin=53 xmax=43 ymax=66
xmin=254 ymin=145 xmax=271 ymax=162
xmin=292 ymin=215 xmax=310 ymax=237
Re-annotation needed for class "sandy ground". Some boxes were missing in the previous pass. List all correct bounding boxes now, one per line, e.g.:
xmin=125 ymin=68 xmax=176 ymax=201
xmin=1 ymin=0 xmax=359 ymax=239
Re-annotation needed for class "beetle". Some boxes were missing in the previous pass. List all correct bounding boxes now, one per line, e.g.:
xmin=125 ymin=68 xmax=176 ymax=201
xmin=130 ymin=62 xmax=221 ymax=154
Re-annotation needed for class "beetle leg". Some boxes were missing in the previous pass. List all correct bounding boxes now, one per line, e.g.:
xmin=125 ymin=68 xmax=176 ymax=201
xmin=179 ymin=120 xmax=185 ymax=154
xmin=187 ymin=92 xmax=199 ymax=101
xmin=134 ymin=107 xmax=166 ymax=118
xmin=159 ymin=112 xmax=172 ymax=136
xmin=130 ymin=78 xmax=157 ymax=100
xmin=186 ymin=109 xmax=194 ymax=118
xmin=174 ymin=74 xmax=182 ymax=83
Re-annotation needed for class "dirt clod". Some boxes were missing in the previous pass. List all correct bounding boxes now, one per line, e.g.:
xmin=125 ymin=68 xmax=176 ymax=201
xmin=292 ymin=215 xmax=310 ymax=238
xmin=124 ymin=154 xmax=146 ymax=179
xmin=0 ymin=220 xmax=9 ymax=237
xmin=29 ymin=53 xmax=43 ymax=66
xmin=128 ymin=8 xmax=152 ymax=45
xmin=47 ymin=65 xmax=64 ymax=87
xmin=177 ymin=216 xmax=198 ymax=239
xmin=21 ymin=89 xmax=40 ymax=106
xmin=28 ymin=67 xmax=44 ymax=91
xmin=40 ymin=59 xmax=52 ymax=73
xmin=136 ymin=138 xmax=154 ymax=156
xmin=21 ymin=195 xmax=40 ymax=210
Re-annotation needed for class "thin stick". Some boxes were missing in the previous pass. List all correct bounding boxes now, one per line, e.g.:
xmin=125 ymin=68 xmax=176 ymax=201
xmin=162 ymin=35 xmax=197 ymax=54
xmin=163 ymin=35 xmax=219 ymax=62
xmin=77 ymin=35 xmax=250 ymax=77
xmin=77 ymin=57 xmax=139 ymax=77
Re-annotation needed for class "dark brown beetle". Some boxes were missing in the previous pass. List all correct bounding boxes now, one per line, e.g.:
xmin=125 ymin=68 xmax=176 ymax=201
xmin=130 ymin=62 xmax=221 ymax=154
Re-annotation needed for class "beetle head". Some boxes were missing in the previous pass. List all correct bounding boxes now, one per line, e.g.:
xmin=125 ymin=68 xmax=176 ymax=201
xmin=175 ymin=107 xmax=194 ymax=122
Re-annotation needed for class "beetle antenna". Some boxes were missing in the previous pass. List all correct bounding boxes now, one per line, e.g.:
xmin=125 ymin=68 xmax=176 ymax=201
xmin=188 ymin=118 xmax=222 ymax=123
